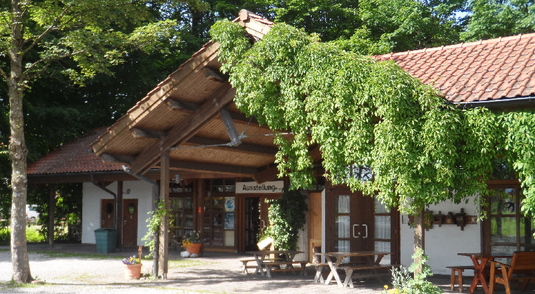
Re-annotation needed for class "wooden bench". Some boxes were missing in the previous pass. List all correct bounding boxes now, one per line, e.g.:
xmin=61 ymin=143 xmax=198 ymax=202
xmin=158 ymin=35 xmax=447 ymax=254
xmin=240 ymin=258 xmax=275 ymax=274
xmin=262 ymin=260 xmax=308 ymax=278
xmin=489 ymin=251 xmax=535 ymax=294
xmin=343 ymin=264 xmax=396 ymax=288
xmin=446 ymin=265 xmax=474 ymax=292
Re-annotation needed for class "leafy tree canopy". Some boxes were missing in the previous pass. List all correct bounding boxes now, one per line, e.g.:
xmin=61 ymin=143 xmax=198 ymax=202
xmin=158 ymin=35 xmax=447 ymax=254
xmin=461 ymin=0 xmax=535 ymax=41
xmin=211 ymin=20 xmax=535 ymax=218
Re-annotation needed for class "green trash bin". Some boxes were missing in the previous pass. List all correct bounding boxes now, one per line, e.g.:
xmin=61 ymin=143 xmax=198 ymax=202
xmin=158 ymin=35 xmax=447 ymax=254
xmin=94 ymin=228 xmax=117 ymax=253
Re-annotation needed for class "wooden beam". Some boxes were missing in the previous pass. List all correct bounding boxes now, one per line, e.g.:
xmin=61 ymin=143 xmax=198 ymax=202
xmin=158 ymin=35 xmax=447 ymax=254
xmin=166 ymin=160 xmax=257 ymax=176
xmin=129 ymin=84 xmax=236 ymax=175
xmin=101 ymin=153 xmax=135 ymax=165
xmin=203 ymin=68 xmax=226 ymax=82
xmin=131 ymin=128 xmax=166 ymax=139
xmin=166 ymin=99 xmax=200 ymax=112
xmin=254 ymin=166 xmax=280 ymax=183
xmin=185 ymin=137 xmax=278 ymax=155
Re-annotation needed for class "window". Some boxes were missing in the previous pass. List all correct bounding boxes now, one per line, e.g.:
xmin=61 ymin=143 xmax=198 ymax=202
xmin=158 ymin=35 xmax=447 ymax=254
xmin=484 ymin=184 xmax=535 ymax=254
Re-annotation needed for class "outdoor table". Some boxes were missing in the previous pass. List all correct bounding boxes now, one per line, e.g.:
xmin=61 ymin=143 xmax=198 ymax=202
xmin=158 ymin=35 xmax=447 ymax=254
xmin=458 ymin=252 xmax=513 ymax=294
xmin=246 ymin=250 xmax=305 ymax=278
xmin=316 ymin=251 xmax=392 ymax=287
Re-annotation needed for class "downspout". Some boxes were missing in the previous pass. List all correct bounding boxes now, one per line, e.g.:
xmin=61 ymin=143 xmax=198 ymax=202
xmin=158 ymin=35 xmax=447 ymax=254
xmin=90 ymin=174 xmax=118 ymax=231
xmin=122 ymin=165 xmax=160 ymax=278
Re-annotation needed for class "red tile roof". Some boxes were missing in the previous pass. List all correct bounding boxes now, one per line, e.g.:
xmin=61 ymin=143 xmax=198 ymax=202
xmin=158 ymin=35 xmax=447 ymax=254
xmin=27 ymin=128 xmax=121 ymax=175
xmin=376 ymin=33 xmax=535 ymax=103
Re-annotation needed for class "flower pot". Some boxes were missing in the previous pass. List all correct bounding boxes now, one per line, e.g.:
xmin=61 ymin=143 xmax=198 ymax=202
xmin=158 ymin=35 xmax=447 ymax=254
xmin=124 ymin=263 xmax=142 ymax=279
xmin=185 ymin=243 xmax=202 ymax=255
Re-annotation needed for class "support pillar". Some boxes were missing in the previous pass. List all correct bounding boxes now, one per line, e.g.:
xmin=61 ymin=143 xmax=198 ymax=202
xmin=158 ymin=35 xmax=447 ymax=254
xmin=158 ymin=152 xmax=170 ymax=279
xmin=48 ymin=184 xmax=56 ymax=247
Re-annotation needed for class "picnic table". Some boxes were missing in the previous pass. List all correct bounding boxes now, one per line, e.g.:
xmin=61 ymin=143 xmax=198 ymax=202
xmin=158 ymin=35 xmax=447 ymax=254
xmin=246 ymin=250 xmax=307 ymax=278
xmin=458 ymin=252 xmax=513 ymax=294
xmin=316 ymin=251 xmax=393 ymax=288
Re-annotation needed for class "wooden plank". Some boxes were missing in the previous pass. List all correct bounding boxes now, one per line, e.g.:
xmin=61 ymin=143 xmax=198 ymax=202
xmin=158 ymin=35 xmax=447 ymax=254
xmin=128 ymin=85 xmax=235 ymax=175
xmin=165 ymin=160 xmax=257 ymax=176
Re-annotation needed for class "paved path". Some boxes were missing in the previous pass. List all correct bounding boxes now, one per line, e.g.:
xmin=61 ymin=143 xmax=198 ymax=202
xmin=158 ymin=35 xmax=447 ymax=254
xmin=0 ymin=244 xmax=531 ymax=293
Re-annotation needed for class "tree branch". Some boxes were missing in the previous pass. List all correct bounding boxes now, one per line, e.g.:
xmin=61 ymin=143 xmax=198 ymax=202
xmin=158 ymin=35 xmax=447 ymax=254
xmin=23 ymin=49 xmax=85 ymax=80
xmin=22 ymin=3 xmax=73 ymax=56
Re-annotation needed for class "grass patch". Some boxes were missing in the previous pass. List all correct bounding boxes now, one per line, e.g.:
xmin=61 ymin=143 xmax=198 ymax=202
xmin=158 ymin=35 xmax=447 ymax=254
xmin=0 ymin=226 xmax=46 ymax=243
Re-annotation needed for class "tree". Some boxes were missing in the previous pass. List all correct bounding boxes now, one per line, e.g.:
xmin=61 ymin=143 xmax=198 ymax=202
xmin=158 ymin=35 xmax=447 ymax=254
xmin=461 ymin=0 xmax=535 ymax=41
xmin=1 ymin=0 xmax=184 ymax=284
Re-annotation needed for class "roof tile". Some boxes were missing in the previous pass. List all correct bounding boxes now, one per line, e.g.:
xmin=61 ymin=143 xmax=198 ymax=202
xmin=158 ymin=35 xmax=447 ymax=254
xmin=376 ymin=33 xmax=535 ymax=103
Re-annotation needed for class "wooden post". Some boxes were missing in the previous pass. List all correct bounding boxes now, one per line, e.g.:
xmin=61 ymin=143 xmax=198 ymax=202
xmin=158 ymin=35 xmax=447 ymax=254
xmin=117 ymin=181 xmax=123 ymax=249
xmin=48 ymin=184 xmax=56 ymax=247
xmin=158 ymin=152 xmax=170 ymax=278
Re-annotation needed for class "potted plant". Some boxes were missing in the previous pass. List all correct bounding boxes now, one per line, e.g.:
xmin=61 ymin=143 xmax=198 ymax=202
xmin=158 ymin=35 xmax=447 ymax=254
xmin=182 ymin=231 xmax=203 ymax=256
xmin=122 ymin=255 xmax=142 ymax=279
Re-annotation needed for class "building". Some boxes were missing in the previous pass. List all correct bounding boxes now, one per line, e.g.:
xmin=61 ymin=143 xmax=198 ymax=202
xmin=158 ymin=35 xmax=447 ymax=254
xmin=28 ymin=10 xmax=535 ymax=276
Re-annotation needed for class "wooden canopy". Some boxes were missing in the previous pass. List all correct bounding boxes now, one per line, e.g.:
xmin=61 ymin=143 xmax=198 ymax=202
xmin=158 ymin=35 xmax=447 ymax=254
xmin=91 ymin=10 xmax=281 ymax=182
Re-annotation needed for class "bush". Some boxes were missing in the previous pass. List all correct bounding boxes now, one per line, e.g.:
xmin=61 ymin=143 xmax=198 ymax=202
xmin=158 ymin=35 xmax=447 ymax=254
xmin=383 ymin=248 xmax=442 ymax=294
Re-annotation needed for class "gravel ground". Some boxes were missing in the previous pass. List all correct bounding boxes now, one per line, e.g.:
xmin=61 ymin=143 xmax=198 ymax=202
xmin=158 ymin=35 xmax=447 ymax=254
xmin=0 ymin=244 xmax=528 ymax=294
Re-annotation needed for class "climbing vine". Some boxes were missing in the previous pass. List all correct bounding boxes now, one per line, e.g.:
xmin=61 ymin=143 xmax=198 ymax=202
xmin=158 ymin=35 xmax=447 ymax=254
xmin=211 ymin=20 xmax=535 ymax=218
xmin=264 ymin=190 xmax=308 ymax=250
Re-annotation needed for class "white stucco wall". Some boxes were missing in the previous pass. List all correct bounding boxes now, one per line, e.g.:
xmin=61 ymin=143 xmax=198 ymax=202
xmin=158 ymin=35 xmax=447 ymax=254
xmin=400 ymin=197 xmax=481 ymax=275
xmin=81 ymin=180 xmax=154 ymax=246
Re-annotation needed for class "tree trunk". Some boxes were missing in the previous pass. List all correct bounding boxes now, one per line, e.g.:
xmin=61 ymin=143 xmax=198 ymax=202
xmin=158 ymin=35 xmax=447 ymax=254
xmin=9 ymin=0 xmax=32 ymax=284
xmin=413 ymin=210 xmax=425 ymax=275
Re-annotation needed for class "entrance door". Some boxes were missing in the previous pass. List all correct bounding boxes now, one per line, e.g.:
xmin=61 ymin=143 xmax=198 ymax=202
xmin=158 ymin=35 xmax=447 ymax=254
xmin=327 ymin=188 xmax=375 ymax=253
xmin=244 ymin=197 xmax=261 ymax=251
xmin=325 ymin=186 xmax=399 ymax=265
xmin=100 ymin=199 xmax=115 ymax=228
xmin=123 ymin=199 xmax=138 ymax=247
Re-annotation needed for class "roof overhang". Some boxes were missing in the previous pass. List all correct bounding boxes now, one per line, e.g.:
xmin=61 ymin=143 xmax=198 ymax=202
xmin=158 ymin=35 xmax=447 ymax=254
xmin=90 ymin=10 xmax=280 ymax=183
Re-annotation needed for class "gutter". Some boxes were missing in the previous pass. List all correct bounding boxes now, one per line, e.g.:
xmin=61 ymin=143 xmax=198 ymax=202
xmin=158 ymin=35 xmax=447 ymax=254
xmin=90 ymin=174 xmax=118 ymax=232
xmin=122 ymin=165 xmax=160 ymax=278
xmin=453 ymin=96 xmax=535 ymax=109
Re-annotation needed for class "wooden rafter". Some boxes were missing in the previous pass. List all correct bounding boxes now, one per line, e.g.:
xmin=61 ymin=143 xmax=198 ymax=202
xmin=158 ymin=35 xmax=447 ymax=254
xmin=128 ymin=84 xmax=236 ymax=175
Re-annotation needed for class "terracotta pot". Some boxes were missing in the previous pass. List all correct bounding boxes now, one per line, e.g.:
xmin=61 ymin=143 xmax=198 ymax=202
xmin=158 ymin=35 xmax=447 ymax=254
xmin=185 ymin=243 xmax=202 ymax=255
xmin=124 ymin=263 xmax=142 ymax=279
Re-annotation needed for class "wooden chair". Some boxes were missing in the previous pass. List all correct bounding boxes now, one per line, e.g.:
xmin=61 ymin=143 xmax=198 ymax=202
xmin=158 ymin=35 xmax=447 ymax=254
xmin=489 ymin=251 xmax=535 ymax=294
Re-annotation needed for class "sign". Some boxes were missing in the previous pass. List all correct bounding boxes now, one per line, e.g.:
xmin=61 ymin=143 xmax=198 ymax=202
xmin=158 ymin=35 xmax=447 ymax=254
xmin=235 ymin=181 xmax=284 ymax=194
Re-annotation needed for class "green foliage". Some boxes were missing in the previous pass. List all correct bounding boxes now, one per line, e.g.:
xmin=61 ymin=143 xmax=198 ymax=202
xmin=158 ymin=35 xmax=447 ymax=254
xmin=383 ymin=248 xmax=442 ymax=294
xmin=142 ymin=201 xmax=169 ymax=258
xmin=0 ymin=227 xmax=45 ymax=243
xmin=211 ymin=20 xmax=535 ymax=218
xmin=264 ymin=190 xmax=308 ymax=250
xmin=461 ymin=0 xmax=535 ymax=41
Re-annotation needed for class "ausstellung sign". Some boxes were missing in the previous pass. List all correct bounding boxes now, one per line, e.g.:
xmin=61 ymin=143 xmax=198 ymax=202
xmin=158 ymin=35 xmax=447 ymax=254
xmin=235 ymin=181 xmax=284 ymax=194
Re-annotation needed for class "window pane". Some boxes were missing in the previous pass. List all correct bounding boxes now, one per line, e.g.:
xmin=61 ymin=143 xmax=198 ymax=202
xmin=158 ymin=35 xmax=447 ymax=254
xmin=335 ymin=195 xmax=350 ymax=214
xmin=375 ymin=216 xmax=391 ymax=239
xmin=491 ymin=216 xmax=517 ymax=243
xmin=490 ymin=188 xmax=516 ymax=215
xmin=374 ymin=241 xmax=391 ymax=264
xmin=375 ymin=198 xmax=388 ymax=214
xmin=335 ymin=216 xmax=350 ymax=238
